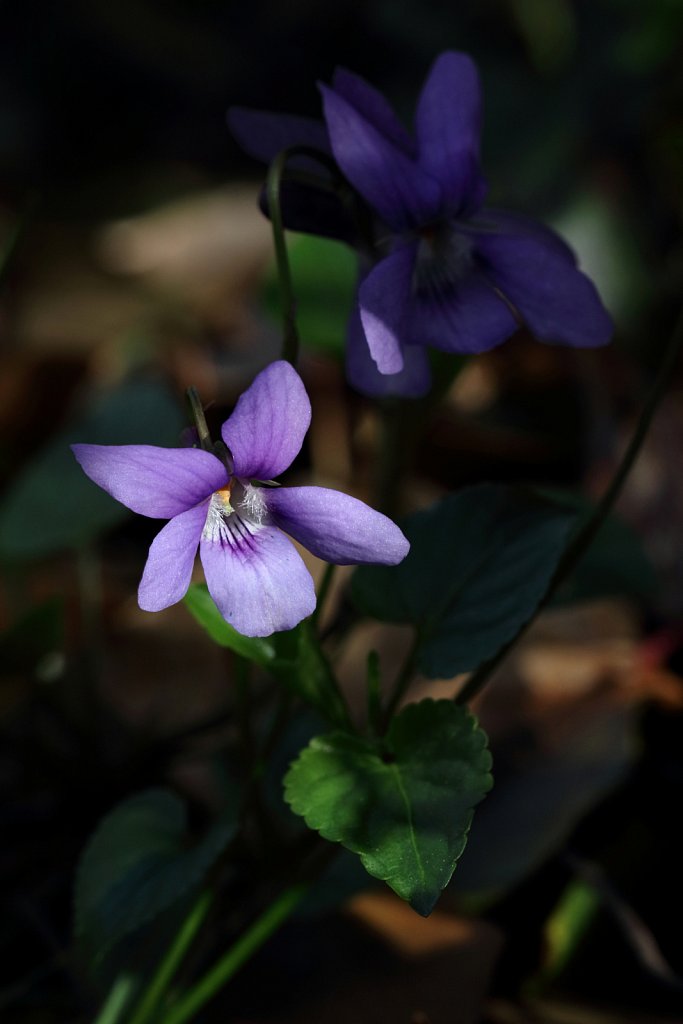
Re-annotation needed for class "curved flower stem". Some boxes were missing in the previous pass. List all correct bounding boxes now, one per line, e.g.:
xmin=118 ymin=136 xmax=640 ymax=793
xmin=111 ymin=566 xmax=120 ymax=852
xmin=185 ymin=386 xmax=213 ymax=452
xmin=126 ymin=889 xmax=213 ymax=1024
xmin=266 ymin=150 xmax=299 ymax=365
xmin=162 ymin=882 xmax=309 ymax=1024
xmin=374 ymin=399 xmax=406 ymax=517
xmin=457 ymin=307 xmax=683 ymax=707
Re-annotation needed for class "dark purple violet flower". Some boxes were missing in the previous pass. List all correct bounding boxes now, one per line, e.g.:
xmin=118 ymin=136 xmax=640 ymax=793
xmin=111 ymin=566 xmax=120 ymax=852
xmin=229 ymin=52 xmax=613 ymax=398
xmin=71 ymin=362 xmax=409 ymax=637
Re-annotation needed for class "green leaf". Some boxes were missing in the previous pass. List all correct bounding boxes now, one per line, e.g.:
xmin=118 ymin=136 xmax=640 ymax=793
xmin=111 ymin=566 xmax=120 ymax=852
xmin=75 ymin=788 xmax=236 ymax=964
xmin=284 ymin=699 xmax=493 ymax=916
xmin=0 ymin=379 xmax=184 ymax=561
xmin=184 ymin=584 xmax=277 ymax=665
xmin=262 ymin=234 xmax=356 ymax=357
xmin=351 ymin=484 xmax=575 ymax=679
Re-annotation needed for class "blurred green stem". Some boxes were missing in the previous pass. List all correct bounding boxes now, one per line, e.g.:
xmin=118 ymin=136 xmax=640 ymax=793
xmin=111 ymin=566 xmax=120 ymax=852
xmin=458 ymin=306 xmax=683 ymax=705
xmin=311 ymin=562 xmax=336 ymax=627
xmin=93 ymin=974 xmax=137 ymax=1024
xmin=162 ymin=882 xmax=309 ymax=1024
xmin=127 ymin=890 xmax=213 ymax=1024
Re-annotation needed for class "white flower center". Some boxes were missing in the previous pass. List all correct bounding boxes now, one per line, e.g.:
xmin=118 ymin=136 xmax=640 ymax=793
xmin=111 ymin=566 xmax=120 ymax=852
xmin=202 ymin=481 xmax=269 ymax=547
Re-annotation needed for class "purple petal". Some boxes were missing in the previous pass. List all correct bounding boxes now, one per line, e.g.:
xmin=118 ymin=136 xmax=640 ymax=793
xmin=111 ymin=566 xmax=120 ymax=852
xmin=138 ymin=501 xmax=207 ymax=611
xmin=416 ymin=52 xmax=485 ymax=214
xmin=359 ymin=244 xmax=417 ymax=374
xmin=221 ymin=361 xmax=311 ymax=480
xmin=267 ymin=486 xmax=410 ymax=565
xmin=332 ymin=67 xmax=414 ymax=156
xmin=475 ymin=231 xmax=613 ymax=347
xmin=471 ymin=208 xmax=577 ymax=264
xmin=319 ymin=83 xmax=442 ymax=231
xmin=346 ymin=306 xmax=432 ymax=398
xmin=227 ymin=107 xmax=331 ymax=166
xmin=410 ymin=270 xmax=518 ymax=354
xmin=200 ymin=524 xmax=315 ymax=637
xmin=71 ymin=444 xmax=227 ymax=518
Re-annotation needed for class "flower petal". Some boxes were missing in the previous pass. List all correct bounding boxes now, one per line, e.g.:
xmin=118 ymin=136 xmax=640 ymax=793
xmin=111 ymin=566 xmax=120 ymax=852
xmin=221 ymin=361 xmax=311 ymax=480
xmin=471 ymin=208 xmax=577 ymax=264
xmin=70 ymin=444 xmax=227 ymax=518
xmin=410 ymin=270 xmax=518 ymax=354
xmin=267 ymin=486 xmax=410 ymax=566
xmin=358 ymin=244 xmax=418 ymax=374
xmin=346 ymin=306 xmax=432 ymax=398
xmin=138 ymin=501 xmax=207 ymax=611
xmin=332 ymin=67 xmax=414 ymax=156
xmin=416 ymin=51 xmax=485 ymax=214
xmin=475 ymin=231 xmax=613 ymax=347
xmin=319 ymin=83 xmax=442 ymax=230
xmin=200 ymin=524 xmax=315 ymax=637
xmin=227 ymin=107 xmax=331 ymax=165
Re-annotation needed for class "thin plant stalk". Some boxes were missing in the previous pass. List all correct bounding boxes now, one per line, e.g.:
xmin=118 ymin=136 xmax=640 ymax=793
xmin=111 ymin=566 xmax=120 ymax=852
xmin=126 ymin=889 xmax=213 ymax=1024
xmin=457 ymin=306 xmax=683 ymax=706
xmin=161 ymin=882 xmax=309 ymax=1024
xmin=93 ymin=974 xmax=137 ymax=1024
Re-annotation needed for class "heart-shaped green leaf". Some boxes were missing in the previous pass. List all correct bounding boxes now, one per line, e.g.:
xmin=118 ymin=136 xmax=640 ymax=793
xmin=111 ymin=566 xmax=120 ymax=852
xmin=75 ymin=788 xmax=236 ymax=964
xmin=284 ymin=699 xmax=493 ymax=915
xmin=351 ymin=484 xmax=575 ymax=679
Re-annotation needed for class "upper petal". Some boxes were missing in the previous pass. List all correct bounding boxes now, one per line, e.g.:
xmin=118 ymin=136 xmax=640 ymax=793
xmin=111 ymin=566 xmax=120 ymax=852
xmin=410 ymin=270 xmax=518 ymax=354
xmin=200 ymin=523 xmax=315 ymax=637
xmin=138 ymin=501 xmax=208 ymax=611
xmin=475 ymin=231 xmax=613 ymax=348
xmin=358 ymin=243 xmax=418 ymax=374
xmin=221 ymin=361 xmax=311 ymax=480
xmin=346 ymin=305 xmax=432 ymax=399
xmin=332 ymin=67 xmax=415 ymax=156
xmin=227 ymin=107 xmax=331 ymax=165
xmin=71 ymin=444 xmax=227 ymax=518
xmin=319 ymin=83 xmax=442 ymax=230
xmin=267 ymin=486 xmax=410 ymax=566
xmin=415 ymin=52 xmax=485 ymax=214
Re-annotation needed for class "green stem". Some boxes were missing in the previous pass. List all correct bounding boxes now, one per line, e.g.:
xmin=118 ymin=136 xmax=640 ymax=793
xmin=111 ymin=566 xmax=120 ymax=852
xmin=266 ymin=150 xmax=300 ymax=365
xmin=374 ymin=399 xmax=406 ymax=517
xmin=185 ymin=387 xmax=213 ymax=452
xmin=162 ymin=883 xmax=308 ymax=1024
xmin=93 ymin=974 xmax=137 ymax=1024
xmin=457 ymin=307 xmax=683 ymax=706
xmin=311 ymin=562 xmax=336 ymax=627
xmin=127 ymin=889 xmax=213 ymax=1024
xmin=382 ymin=634 xmax=420 ymax=730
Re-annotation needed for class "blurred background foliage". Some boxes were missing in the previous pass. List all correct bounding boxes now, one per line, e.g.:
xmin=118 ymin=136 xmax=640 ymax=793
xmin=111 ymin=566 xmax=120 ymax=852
xmin=1 ymin=1 xmax=683 ymax=1022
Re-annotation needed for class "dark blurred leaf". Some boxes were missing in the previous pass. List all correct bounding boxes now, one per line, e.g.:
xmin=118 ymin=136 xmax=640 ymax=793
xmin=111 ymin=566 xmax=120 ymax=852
xmin=284 ymin=699 xmax=492 ymax=916
xmin=352 ymin=485 xmax=575 ymax=679
xmin=453 ymin=700 xmax=636 ymax=901
xmin=543 ymin=490 xmax=657 ymax=605
xmin=0 ymin=379 xmax=184 ymax=561
xmin=0 ymin=598 xmax=63 ymax=677
xmin=75 ymin=788 xmax=236 ymax=966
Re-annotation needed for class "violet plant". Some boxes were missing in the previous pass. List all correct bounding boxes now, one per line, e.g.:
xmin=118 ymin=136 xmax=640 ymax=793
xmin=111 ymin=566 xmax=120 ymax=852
xmin=74 ymin=50 xmax=682 ymax=1024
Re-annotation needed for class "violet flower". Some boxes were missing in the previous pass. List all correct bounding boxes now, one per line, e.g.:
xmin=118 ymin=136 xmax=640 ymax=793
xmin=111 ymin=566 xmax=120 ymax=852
xmin=229 ymin=52 xmax=613 ymax=398
xmin=71 ymin=362 xmax=409 ymax=637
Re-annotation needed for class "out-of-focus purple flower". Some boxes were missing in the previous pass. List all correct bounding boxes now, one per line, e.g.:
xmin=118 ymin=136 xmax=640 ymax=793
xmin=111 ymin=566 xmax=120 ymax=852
xmin=71 ymin=362 xmax=409 ymax=637
xmin=229 ymin=52 xmax=613 ymax=398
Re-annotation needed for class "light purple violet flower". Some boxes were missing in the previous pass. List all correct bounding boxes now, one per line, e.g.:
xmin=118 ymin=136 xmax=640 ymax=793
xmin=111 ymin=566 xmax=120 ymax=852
xmin=71 ymin=361 xmax=409 ymax=637
xmin=229 ymin=51 xmax=613 ymax=399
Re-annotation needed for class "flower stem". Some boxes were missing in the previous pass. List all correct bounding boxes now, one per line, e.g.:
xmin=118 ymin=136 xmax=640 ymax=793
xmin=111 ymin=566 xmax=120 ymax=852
xmin=311 ymin=562 xmax=336 ymax=627
xmin=457 ymin=307 xmax=683 ymax=706
xmin=93 ymin=974 xmax=137 ymax=1024
xmin=162 ymin=882 xmax=308 ymax=1024
xmin=185 ymin=387 xmax=213 ymax=452
xmin=127 ymin=889 xmax=213 ymax=1024
xmin=381 ymin=634 xmax=420 ymax=731
xmin=266 ymin=150 xmax=300 ymax=366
